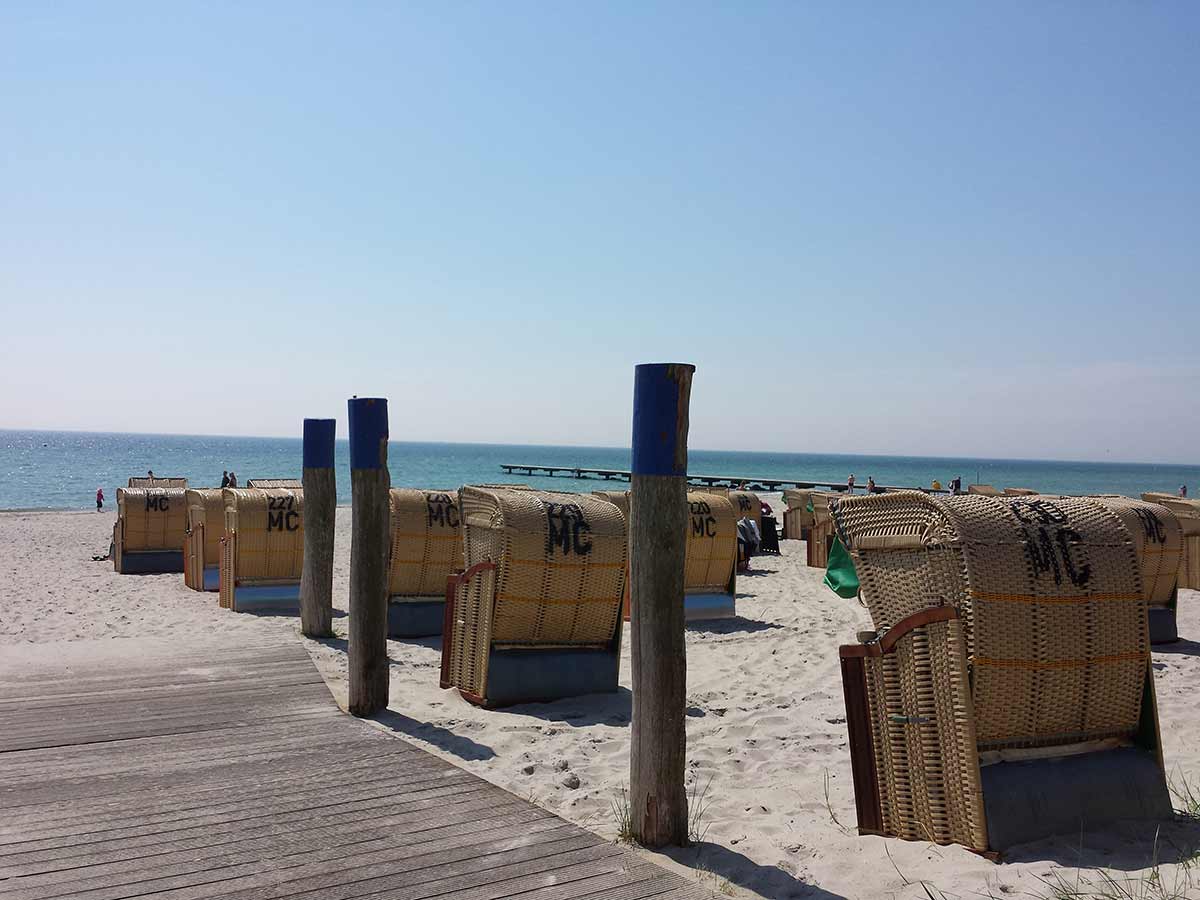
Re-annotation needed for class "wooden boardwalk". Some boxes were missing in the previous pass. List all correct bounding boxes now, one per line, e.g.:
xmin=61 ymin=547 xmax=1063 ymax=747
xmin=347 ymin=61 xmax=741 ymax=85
xmin=0 ymin=639 xmax=708 ymax=900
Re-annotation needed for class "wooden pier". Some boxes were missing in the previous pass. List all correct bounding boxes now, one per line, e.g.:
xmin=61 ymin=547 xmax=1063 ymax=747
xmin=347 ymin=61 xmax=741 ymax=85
xmin=499 ymin=463 xmax=946 ymax=494
xmin=0 ymin=637 xmax=706 ymax=900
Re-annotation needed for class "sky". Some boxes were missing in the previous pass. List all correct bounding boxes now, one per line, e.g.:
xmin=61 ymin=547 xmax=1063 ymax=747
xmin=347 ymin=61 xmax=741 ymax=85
xmin=2 ymin=3 xmax=1197 ymax=463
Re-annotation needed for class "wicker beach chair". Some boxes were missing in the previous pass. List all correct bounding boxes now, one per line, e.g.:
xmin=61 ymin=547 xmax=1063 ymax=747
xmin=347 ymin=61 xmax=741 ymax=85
xmin=1090 ymin=496 xmax=1184 ymax=643
xmin=127 ymin=476 xmax=188 ymax=488
xmin=245 ymin=478 xmax=302 ymax=489
xmin=440 ymin=488 xmax=626 ymax=707
xmin=685 ymin=491 xmax=739 ymax=619
xmin=112 ymin=487 xmax=188 ymax=574
xmin=1142 ymin=495 xmax=1200 ymax=592
xmin=967 ymin=484 xmax=1001 ymax=496
xmin=833 ymin=491 xmax=1172 ymax=854
xmin=386 ymin=489 xmax=463 ymax=637
xmin=183 ymin=489 xmax=224 ymax=591
xmin=218 ymin=487 xmax=304 ymax=612
xmin=807 ymin=492 xmax=837 ymax=567
xmin=589 ymin=489 xmax=737 ymax=622
xmin=782 ymin=489 xmax=814 ymax=540
xmin=1002 ymin=487 xmax=1038 ymax=496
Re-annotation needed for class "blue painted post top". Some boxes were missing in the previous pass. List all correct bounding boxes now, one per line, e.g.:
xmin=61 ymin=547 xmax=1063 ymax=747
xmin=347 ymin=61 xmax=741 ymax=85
xmin=347 ymin=398 xmax=389 ymax=470
xmin=631 ymin=363 xmax=695 ymax=477
xmin=302 ymin=419 xmax=336 ymax=470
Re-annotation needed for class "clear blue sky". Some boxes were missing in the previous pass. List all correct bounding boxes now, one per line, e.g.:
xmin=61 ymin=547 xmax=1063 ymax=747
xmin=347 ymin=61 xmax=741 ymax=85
xmin=2 ymin=3 xmax=1197 ymax=463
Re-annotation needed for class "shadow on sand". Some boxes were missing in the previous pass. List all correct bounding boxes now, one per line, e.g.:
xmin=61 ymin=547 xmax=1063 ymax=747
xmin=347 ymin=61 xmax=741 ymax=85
xmin=1000 ymin=814 xmax=1200 ymax=871
xmin=371 ymin=708 xmax=497 ymax=762
xmin=688 ymin=616 xmax=782 ymax=636
xmin=665 ymin=841 xmax=849 ymax=900
xmin=1152 ymin=638 xmax=1200 ymax=657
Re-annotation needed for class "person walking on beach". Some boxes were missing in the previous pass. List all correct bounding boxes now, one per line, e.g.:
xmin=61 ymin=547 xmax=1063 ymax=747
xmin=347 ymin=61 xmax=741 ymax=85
xmin=95 ymin=487 xmax=104 ymax=511
xmin=847 ymin=474 xmax=856 ymax=494
xmin=1182 ymin=485 xmax=1189 ymax=498
xmin=147 ymin=469 xmax=154 ymax=479
xmin=221 ymin=471 xmax=230 ymax=488
xmin=228 ymin=471 xmax=238 ymax=488
xmin=866 ymin=476 xmax=876 ymax=494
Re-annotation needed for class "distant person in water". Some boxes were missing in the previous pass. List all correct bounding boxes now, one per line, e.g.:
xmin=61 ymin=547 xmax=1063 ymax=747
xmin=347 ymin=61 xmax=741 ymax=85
xmin=867 ymin=476 xmax=876 ymax=494
xmin=228 ymin=472 xmax=238 ymax=488
xmin=96 ymin=487 xmax=104 ymax=511
xmin=847 ymin=474 xmax=856 ymax=494
xmin=221 ymin=471 xmax=230 ymax=488
xmin=1182 ymin=485 xmax=1189 ymax=498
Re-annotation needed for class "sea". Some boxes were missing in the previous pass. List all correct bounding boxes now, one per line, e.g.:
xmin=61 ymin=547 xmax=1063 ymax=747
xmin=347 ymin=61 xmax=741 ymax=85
xmin=1 ymin=429 xmax=1196 ymax=511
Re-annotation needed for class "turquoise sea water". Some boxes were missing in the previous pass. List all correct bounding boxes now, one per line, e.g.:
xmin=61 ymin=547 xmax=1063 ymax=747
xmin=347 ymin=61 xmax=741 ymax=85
xmin=1 ymin=429 xmax=1196 ymax=511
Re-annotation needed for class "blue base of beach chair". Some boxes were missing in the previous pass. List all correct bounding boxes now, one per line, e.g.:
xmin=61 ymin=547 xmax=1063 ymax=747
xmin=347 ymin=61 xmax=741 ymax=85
xmin=119 ymin=550 xmax=184 ymax=575
xmin=1148 ymin=607 xmax=1178 ymax=644
xmin=980 ymin=747 xmax=1172 ymax=852
xmin=478 ymin=646 xmax=620 ymax=708
xmin=685 ymin=593 xmax=736 ymax=621
xmin=232 ymin=583 xmax=300 ymax=613
xmin=202 ymin=566 xmax=219 ymax=592
xmin=387 ymin=598 xmax=444 ymax=638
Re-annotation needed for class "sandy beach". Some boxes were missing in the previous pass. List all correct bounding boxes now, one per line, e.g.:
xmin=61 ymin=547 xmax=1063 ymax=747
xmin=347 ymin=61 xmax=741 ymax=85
xmin=4 ymin=502 xmax=1200 ymax=900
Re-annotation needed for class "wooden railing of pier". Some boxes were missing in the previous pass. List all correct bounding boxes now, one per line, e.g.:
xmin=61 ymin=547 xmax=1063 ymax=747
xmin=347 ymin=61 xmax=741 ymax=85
xmin=498 ymin=463 xmax=948 ymax=494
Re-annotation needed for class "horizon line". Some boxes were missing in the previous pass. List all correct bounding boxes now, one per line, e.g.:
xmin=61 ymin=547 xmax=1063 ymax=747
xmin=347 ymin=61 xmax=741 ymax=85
xmin=1 ymin=426 xmax=1196 ymax=471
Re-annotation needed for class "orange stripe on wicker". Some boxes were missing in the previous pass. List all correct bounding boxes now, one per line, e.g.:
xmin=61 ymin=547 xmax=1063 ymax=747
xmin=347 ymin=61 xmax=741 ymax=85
xmin=969 ymin=590 xmax=1141 ymax=604
xmin=974 ymin=651 xmax=1148 ymax=670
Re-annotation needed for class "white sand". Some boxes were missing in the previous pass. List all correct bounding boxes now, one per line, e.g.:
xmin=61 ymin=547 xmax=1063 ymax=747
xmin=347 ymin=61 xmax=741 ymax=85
xmin=4 ymin=503 xmax=1200 ymax=899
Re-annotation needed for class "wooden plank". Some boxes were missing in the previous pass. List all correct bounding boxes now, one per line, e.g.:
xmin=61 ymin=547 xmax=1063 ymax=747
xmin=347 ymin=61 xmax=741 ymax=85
xmin=0 ymin=633 xmax=709 ymax=900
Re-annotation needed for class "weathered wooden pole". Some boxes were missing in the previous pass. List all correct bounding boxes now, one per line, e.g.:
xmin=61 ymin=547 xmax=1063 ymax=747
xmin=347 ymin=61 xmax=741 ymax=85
xmin=299 ymin=418 xmax=336 ymax=638
xmin=629 ymin=362 xmax=694 ymax=847
xmin=347 ymin=397 xmax=391 ymax=716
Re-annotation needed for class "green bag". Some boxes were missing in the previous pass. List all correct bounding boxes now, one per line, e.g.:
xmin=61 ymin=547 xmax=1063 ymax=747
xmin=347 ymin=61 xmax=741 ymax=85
xmin=823 ymin=536 xmax=860 ymax=599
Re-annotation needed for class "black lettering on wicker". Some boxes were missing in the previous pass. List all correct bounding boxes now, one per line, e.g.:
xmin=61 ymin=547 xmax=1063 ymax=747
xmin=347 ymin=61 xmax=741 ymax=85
xmin=267 ymin=496 xmax=294 ymax=512
xmin=145 ymin=493 xmax=168 ymax=512
xmin=545 ymin=503 xmax=592 ymax=556
xmin=268 ymin=511 xmax=285 ymax=531
xmin=1012 ymin=499 xmax=1069 ymax=526
xmin=1055 ymin=526 xmax=1091 ymax=588
xmin=738 ymin=497 xmax=752 ymax=513
xmin=691 ymin=516 xmax=706 ymax=538
xmin=1025 ymin=525 xmax=1063 ymax=584
xmin=705 ymin=516 xmax=716 ymax=537
xmin=1132 ymin=507 xmax=1166 ymax=544
xmin=426 ymin=500 xmax=459 ymax=529
xmin=689 ymin=500 xmax=711 ymax=516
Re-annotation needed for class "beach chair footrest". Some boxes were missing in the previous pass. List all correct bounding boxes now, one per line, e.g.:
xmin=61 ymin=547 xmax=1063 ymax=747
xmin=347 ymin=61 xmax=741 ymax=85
xmin=387 ymin=598 xmax=444 ymax=638
xmin=980 ymin=747 xmax=1173 ymax=851
xmin=118 ymin=550 xmax=184 ymax=575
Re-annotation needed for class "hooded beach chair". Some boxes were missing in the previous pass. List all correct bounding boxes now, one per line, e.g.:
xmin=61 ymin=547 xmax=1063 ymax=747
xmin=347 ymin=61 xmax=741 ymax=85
xmin=440 ymin=487 xmax=627 ymax=707
xmin=112 ymin=486 xmax=188 ymax=574
xmin=183 ymin=488 xmax=224 ymax=591
xmin=218 ymin=487 xmax=304 ymax=612
xmin=806 ymin=492 xmax=837 ymax=568
xmin=1142 ymin=494 xmax=1200 ymax=592
xmin=833 ymin=491 xmax=1172 ymax=854
xmin=782 ymin=488 xmax=814 ymax=540
xmin=589 ymin=489 xmax=737 ymax=622
xmin=385 ymin=489 xmax=463 ymax=637
xmin=1089 ymin=495 xmax=1184 ymax=644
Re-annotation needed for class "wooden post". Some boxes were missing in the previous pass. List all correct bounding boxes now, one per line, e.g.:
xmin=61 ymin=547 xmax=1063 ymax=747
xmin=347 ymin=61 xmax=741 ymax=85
xmin=299 ymin=418 xmax=336 ymax=638
xmin=347 ymin=397 xmax=390 ymax=716
xmin=629 ymin=362 xmax=694 ymax=848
